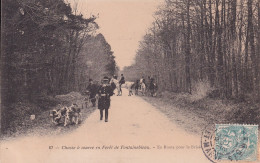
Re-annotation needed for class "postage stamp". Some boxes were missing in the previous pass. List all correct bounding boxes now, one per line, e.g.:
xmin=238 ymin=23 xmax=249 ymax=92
xmin=215 ymin=124 xmax=258 ymax=161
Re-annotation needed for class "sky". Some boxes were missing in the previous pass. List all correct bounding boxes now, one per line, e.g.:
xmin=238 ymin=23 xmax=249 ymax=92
xmin=66 ymin=0 xmax=163 ymax=70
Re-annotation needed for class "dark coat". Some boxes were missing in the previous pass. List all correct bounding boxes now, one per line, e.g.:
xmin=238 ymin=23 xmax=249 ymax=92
xmin=98 ymin=84 xmax=113 ymax=110
xmin=87 ymin=83 xmax=98 ymax=98
xmin=111 ymin=82 xmax=116 ymax=91
xmin=119 ymin=76 xmax=125 ymax=84
xmin=134 ymin=81 xmax=139 ymax=90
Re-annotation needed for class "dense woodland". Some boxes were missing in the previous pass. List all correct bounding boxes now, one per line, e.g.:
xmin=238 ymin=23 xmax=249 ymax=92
xmin=1 ymin=0 xmax=117 ymax=131
xmin=123 ymin=0 xmax=260 ymax=101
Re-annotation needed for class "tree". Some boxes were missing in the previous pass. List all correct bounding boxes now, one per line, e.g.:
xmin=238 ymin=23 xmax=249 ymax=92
xmin=1 ymin=0 xmax=117 ymax=132
xmin=127 ymin=0 xmax=259 ymax=101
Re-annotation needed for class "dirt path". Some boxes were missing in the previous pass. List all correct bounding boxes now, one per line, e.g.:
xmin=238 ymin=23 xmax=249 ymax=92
xmin=1 ymin=89 xmax=210 ymax=163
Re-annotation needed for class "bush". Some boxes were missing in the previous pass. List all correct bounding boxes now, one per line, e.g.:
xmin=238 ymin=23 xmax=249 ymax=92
xmin=9 ymin=102 xmax=40 ymax=118
xmin=55 ymin=92 xmax=85 ymax=106
xmin=32 ymin=95 xmax=61 ymax=110
xmin=191 ymin=80 xmax=213 ymax=100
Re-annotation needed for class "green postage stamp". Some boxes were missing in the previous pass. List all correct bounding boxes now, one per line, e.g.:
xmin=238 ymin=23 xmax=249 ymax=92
xmin=215 ymin=124 xmax=258 ymax=161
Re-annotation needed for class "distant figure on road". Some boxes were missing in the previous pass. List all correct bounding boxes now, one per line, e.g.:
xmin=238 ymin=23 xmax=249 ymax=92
xmin=140 ymin=76 xmax=145 ymax=84
xmin=110 ymin=75 xmax=116 ymax=90
xmin=86 ymin=79 xmax=98 ymax=107
xmin=147 ymin=76 xmax=152 ymax=95
xmin=149 ymin=78 xmax=158 ymax=97
xmin=134 ymin=80 xmax=140 ymax=95
xmin=119 ymin=74 xmax=125 ymax=96
xmin=140 ymin=80 xmax=146 ymax=95
xmin=110 ymin=75 xmax=120 ymax=96
xmin=98 ymin=76 xmax=114 ymax=122
xmin=139 ymin=76 xmax=145 ymax=90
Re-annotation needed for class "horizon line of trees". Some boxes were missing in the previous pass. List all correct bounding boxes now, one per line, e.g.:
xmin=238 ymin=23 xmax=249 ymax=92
xmin=123 ymin=0 xmax=259 ymax=101
xmin=1 ymin=0 xmax=118 ymax=132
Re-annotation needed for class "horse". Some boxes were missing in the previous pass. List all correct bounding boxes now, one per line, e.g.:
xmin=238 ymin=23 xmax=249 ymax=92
xmin=124 ymin=81 xmax=135 ymax=96
xmin=110 ymin=77 xmax=121 ymax=96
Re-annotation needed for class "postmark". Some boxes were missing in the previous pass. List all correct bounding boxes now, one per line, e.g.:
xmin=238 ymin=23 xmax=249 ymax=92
xmin=201 ymin=123 xmax=216 ymax=163
xmin=215 ymin=124 xmax=258 ymax=161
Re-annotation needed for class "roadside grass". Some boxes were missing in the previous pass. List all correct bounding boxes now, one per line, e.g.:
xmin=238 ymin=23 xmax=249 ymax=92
xmin=142 ymin=81 xmax=260 ymax=135
xmin=1 ymin=92 xmax=96 ymax=140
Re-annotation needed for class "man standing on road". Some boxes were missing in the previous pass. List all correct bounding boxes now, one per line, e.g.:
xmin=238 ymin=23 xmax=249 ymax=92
xmin=98 ymin=77 xmax=114 ymax=122
xmin=140 ymin=76 xmax=145 ymax=84
xmin=119 ymin=74 xmax=125 ymax=96
xmin=134 ymin=80 xmax=139 ymax=95
xmin=149 ymin=77 xmax=157 ymax=96
xmin=139 ymin=76 xmax=145 ymax=90
xmin=86 ymin=79 xmax=98 ymax=107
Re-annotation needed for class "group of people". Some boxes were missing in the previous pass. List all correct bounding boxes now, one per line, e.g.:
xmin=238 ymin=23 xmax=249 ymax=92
xmin=85 ymin=74 xmax=125 ymax=122
xmin=130 ymin=76 xmax=158 ymax=97
xmin=85 ymin=74 xmax=157 ymax=122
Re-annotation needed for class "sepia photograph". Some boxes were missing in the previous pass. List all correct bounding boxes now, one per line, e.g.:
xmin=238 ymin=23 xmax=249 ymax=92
xmin=1 ymin=0 xmax=259 ymax=162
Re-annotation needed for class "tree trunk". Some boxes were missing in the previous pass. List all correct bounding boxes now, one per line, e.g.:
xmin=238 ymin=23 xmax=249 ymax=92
xmin=247 ymin=0 xmax=257 ymax=99
xmin=185 ymin=0 xmax=192 ymax=94
xmin=256 ymin=0 xmax=260 ymax=101
xmin=231 ymin=0 xmax=238 ymax=97
xmin=216 ymin=0 xmax=224 ymax=97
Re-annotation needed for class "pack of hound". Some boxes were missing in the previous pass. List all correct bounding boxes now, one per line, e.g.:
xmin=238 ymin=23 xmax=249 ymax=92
xmin=49 ymin=103 xmax=82 ymax=126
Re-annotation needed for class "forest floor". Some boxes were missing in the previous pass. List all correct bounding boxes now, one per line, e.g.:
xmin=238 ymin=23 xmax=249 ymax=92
xmin=141 ymin=91 xmax=260 ymax=135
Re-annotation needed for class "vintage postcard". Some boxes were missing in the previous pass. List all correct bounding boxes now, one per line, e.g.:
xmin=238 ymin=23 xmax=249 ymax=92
xmin=1 ymin=0 xmax=259 ymax=162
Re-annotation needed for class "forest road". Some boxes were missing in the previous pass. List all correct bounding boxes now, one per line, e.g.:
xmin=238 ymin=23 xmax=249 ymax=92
xmin=1 ymin=88 xmax=210 ymax=163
